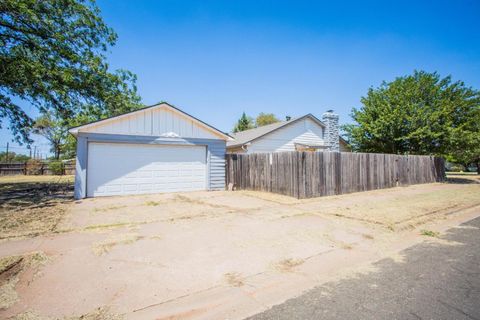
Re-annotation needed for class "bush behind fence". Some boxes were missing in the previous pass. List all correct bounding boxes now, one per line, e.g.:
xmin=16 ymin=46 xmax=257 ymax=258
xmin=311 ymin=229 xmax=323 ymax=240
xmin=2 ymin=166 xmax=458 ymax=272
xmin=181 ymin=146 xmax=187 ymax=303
xmin=226 ymin=152 xmax=446 ymax=199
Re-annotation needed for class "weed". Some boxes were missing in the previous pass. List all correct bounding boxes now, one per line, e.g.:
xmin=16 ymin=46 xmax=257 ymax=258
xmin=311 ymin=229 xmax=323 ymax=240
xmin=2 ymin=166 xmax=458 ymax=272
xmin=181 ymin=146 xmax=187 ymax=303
xmin=93 ymin=205 xmax=127 ymax=213
xmin=224 ymin=272 xmax=244 ymax=287
xmin=421 ymin=229 xmax=440 ymax=237
xmin=145 ymin=201 xmax=161 ymax=206
xmin=275 ymin=258 xmax=305 ymax=272
xmin=92 ymin=234 xmax=143 ymax=256
xmin=83 ymin=222 xmax=131 ymax=231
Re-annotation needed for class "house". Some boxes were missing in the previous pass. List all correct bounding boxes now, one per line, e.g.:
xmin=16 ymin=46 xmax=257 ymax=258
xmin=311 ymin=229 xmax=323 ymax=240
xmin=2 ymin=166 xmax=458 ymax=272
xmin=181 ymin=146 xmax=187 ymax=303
xmin=227 ymin=110 xmax=350 ymax=153
xmin=69 ymin=102 xmax=231 ymax=199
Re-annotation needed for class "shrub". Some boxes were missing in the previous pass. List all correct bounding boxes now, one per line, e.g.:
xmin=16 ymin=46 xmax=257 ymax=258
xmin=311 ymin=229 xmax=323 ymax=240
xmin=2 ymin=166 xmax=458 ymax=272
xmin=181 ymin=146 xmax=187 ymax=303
xmin=26 ymin=159 xmax=43 ymax=175
xmin=48 ymin=161 xmax=64 ymax=175
xmin=447 ymin=164 xmax=465 ymax=172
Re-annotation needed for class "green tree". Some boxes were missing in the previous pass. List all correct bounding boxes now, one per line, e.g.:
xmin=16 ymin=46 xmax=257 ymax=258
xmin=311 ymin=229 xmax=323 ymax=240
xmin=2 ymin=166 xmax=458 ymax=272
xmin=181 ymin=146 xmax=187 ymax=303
xmin=32 ymin=111 xmax=68 ymax=159
xmin=233 ymin=112 xmax=254 ymax=133
xmin=343 ymin=71 xmax=480 ymax=159
xmin=0 ymin=0 xmax=142 ymax=144
xmin=255 ymin=113 xmax=280 ymax=127
xmin=0 ymin=151 xmax=29 ymax=162
xmin=447 ymin=106 xmax=480 ymax=173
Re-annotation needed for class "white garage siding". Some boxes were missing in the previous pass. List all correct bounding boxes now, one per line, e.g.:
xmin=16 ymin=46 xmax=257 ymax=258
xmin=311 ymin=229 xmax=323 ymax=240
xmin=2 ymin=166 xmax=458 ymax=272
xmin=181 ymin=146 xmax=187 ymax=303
xmin=86 ymin=143 xmax=207 ymax=197
xmin=74 ymin=134 xmax=226 ymax=198
xmin=71 ymin=103 xmax=230 ymax=199
xmin=82 ymin=107 xmax=219 ymax=140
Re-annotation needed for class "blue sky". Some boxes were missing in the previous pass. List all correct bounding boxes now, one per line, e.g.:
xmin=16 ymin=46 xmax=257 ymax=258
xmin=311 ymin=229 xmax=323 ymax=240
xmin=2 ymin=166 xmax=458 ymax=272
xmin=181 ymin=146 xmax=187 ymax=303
xmin=1 ymin=0 xmax=479 ymax=156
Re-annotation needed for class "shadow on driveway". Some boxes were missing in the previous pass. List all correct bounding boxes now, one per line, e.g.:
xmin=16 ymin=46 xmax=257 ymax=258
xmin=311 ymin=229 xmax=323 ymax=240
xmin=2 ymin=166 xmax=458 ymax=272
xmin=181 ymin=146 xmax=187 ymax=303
xmin=247 ymin=216 xmax=480 ymax=320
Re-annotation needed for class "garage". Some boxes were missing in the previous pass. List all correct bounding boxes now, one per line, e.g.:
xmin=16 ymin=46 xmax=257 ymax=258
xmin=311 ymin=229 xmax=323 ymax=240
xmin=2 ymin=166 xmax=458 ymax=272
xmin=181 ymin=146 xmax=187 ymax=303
xmin=87 ymin=143 xmax=207 ymax=197
xmin=69 ymin=102 xmax=230 ymax=199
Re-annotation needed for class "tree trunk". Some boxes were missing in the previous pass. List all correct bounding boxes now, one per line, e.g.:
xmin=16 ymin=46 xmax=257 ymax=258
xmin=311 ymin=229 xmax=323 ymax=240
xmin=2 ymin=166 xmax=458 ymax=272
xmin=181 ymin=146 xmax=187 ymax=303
xmin=55 ymin=145 xmax=60 ymax=160
xmin=476 ymin=160 xmax=480 ymax=175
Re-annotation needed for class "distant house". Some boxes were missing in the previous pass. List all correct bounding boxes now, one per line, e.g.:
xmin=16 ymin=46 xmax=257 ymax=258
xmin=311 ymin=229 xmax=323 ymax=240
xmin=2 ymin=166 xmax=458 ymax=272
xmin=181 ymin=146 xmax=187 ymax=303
xmin=227 ymin=110 xmax=350 ymax=153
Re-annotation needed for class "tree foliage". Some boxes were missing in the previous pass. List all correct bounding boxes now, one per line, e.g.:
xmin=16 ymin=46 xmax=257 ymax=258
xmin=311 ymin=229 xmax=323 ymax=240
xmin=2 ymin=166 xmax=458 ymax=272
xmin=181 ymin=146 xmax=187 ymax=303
xmin=233 ymin=112 xmax=281 ymax=133
xmin=0 ymin=151 xmax=29 ymax=162
xmin=233 ymin=112 xmax=254 ymax=133
xmin=0 ymin=0 xmax=142 ymax=144
xmin=343 ymin=71 xmax=480 ymax=169
xmin=255 ymin=112 xmax=280 ymax=127
xmin=32 ymin=111 xmax=68 ymax=160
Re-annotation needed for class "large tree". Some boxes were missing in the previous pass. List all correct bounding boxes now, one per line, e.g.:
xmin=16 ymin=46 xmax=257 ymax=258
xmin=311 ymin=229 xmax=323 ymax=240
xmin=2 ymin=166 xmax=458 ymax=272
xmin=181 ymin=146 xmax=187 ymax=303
xmin=343 ymin=71 xmax=480 ymax=160
xmin=255 ymin=112 xmax=279 ymax=127
xmin=447 ymin=106 xmax=480 ymax=173
xmin=0 ymin=0 xmax=142 ymax=144
xmin=32 ymin=111 xmax=68 ymax=160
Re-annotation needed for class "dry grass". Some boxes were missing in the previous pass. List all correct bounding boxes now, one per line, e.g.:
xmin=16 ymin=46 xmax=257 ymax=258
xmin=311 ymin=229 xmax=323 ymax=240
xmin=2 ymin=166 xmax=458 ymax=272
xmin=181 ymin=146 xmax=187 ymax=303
xmin=93 ymin=205 xmax=127 ymax=213
xmin=303 ymin=183 xmax=480 ymax=228
xmin=12 ymin=307 xmax=123 ymax=320
xmin=83 ymin=222 xmax=133 ymax=232
xmin=0 ymin=175 xmax=74 ymax=239
xmin=274 ymin=258 xmax=305 ymax=273
xmin=341 ymin=243 xmax=354 ymax=250
xmin=224 ymin=272 xmax=244 ymax=287
xmin=145 ymin=200 xmax=161 ymax=206
xmin=0 ymin=175 xmax=74 ymax=185
xmin=0 ymin=252 xmax=49 ymax=309
xmin=92 ymin=233 xmax=143 ymax=256
xmin=362 ymin=234 xmax=374 ymax=240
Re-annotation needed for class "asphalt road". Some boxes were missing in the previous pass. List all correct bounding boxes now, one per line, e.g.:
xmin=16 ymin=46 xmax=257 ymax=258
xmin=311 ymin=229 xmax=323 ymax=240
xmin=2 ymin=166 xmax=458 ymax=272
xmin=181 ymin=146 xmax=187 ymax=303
xmin=247 ymin=216 xmax=480 ymax=320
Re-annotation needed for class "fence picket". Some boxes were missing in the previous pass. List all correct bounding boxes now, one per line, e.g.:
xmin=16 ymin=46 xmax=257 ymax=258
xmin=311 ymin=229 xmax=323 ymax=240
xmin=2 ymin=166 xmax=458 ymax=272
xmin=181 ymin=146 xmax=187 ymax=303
xmin=225 ymin=152 xmax=446 ymax=199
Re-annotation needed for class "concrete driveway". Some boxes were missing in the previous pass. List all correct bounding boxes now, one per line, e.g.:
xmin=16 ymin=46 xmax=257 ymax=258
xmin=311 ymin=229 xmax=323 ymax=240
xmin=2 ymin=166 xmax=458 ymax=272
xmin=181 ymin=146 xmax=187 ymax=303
xmin=1 ymin=182 xmax=480 ymax=319
xmin=248 ymin=215 xmax=480 ymax=320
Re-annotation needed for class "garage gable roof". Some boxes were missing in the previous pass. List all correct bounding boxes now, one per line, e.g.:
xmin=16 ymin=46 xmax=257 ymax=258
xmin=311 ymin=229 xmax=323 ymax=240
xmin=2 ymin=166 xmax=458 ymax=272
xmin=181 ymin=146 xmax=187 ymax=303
xmin=69 ymin=102 xmax=232 ymax=140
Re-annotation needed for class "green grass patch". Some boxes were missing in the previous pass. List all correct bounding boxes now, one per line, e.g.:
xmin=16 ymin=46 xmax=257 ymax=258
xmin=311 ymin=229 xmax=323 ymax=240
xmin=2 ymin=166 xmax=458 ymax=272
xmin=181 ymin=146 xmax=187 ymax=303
xmin=420 ymin=229 xmax=440 ymax=237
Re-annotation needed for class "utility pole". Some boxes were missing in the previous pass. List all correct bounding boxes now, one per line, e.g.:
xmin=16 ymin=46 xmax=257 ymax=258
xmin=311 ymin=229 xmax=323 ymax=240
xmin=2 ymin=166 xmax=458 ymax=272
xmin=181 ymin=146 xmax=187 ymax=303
xmin=5 ymin=142 xmax=9 ymax=163
xmin=33 ymin=146 xmax=37 ymax=159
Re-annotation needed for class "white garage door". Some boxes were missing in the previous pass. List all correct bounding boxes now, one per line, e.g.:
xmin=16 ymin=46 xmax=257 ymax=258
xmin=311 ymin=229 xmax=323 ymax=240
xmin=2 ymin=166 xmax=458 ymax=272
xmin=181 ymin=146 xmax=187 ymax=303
xmin=87 ymin=142 xmax=207 ymax=197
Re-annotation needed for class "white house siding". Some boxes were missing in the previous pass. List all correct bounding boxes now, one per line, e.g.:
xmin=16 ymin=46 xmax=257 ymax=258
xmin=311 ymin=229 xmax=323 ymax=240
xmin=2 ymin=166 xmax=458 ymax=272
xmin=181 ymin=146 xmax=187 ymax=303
xmin=247 ymin=118 xmax=325 ymax=153
xmin=82 ymin=106 xmax=219 ymax=140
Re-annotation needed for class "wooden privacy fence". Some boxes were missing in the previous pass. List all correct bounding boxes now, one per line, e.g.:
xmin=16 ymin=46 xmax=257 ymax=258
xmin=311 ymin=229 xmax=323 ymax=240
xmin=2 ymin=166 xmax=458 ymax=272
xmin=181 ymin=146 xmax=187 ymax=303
xmin=0 ymin=162 xmax=75 ymax=176
xmin=226 ymin=152 xmax=446 ymax=199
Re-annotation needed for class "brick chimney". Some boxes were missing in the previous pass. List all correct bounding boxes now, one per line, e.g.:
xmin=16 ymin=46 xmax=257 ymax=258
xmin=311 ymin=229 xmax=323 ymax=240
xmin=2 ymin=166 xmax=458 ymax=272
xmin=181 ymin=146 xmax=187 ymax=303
xmin=322 ymin=110 xmax=339 ymax=151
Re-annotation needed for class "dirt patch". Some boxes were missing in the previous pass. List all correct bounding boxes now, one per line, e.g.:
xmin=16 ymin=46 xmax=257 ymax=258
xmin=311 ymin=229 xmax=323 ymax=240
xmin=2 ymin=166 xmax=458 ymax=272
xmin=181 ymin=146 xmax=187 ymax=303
xmin=0 ymin=176 xmax=74 ymax=239
xmin=0 ymin=252 xmax=49 ymax=310
xmin=295 ymin=183 xmax=480 ymax=229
